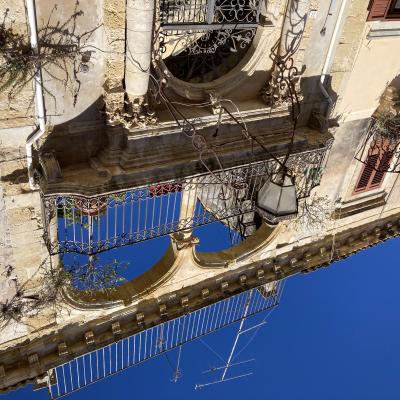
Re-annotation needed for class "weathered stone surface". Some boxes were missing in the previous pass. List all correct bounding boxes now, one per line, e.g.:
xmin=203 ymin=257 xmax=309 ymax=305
xmin=0 ymin=0 xmax=34 ymax=128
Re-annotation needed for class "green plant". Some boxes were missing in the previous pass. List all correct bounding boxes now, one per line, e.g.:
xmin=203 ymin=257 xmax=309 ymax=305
xmin=35 ymin=266 xmax=72 ymax=307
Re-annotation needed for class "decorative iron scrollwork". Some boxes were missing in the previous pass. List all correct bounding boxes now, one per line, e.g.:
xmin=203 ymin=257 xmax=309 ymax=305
xmin=160 ymin=28 xmax=255 ymax=56
xmin=160 ymin=28 xmax=255 ymax=82
xmin=158 ymin=0 xmax=260 ymax=82
xmin=260 ymin=39 xmax=301 ymax=110
xmin=160 ymin=0 xmax=260 ymax=26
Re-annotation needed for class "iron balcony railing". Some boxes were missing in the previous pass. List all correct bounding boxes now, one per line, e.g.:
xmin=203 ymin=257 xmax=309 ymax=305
xmin=41 ymin=147 xmax=330 ymax=256
xmin=160 ymin=0 xmax=261 ymax=30
xmin=46 ymin=280 xmax=284 ymax=399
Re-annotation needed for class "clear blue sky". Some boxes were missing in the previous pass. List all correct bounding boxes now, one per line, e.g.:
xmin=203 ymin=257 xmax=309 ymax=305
xmin=5 ymin=234 xmax=400 ymax=400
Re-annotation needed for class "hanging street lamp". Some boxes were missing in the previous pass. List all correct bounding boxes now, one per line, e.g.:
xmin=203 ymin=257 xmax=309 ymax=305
xmin=256 ymin=170 xmax=298 ymax=226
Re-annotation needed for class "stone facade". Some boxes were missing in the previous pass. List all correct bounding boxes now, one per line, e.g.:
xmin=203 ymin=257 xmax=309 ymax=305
xmin=0 ymin=0 xmax=34 ymax=128
xmin=0 ymin=0 xmax=400 ymax=396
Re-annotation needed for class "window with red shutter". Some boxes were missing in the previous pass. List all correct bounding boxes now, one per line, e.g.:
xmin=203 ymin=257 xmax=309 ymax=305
xmin=353 ymin=146 xmax=393 ymax=194
xmin=367 ymin=0 xmax=400 ymax=20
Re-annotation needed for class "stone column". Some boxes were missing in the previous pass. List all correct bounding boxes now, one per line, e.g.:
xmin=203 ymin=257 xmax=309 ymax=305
xmin=125 ymin=0 xmax=155 ymax=102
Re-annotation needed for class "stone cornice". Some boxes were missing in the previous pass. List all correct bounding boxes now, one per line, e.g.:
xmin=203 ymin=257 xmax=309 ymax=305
xmin=0 ymin=210 xmax=399 ymax=393
xmin=40 ymin=128 xmax=330 ymax=196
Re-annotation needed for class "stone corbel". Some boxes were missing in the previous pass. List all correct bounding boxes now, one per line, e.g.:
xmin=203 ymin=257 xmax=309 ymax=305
xmin=103 ymin=95 xmax=157 ymax=129
xmin=38 ymin=152 xmax=62 ymax=184
xmin=170 ymin=232 xmax=200 ymax=251
xmin=308 ymin=109 xmax=329 ymax=133
xmin=261 ymin=63 xmax=303 ymax=109
xmin=377 ymin=85 xmax=400 ymax=116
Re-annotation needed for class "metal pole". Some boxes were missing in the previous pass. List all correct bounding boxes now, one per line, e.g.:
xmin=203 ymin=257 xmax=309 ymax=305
xmin=221 ymin=291 xmax=252 ymax=381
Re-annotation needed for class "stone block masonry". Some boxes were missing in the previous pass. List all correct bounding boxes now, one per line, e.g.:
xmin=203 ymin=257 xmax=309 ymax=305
xmin=0 ymin=0 xmax=34 ymax=128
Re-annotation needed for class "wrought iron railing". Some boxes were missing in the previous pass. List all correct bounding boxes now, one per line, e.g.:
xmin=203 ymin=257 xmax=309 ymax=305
xmin=46 ymin=281 xmax=284 ymax=399
xmin=160 ymin=0 xmax=261 ymax=29
xmin=355 ymin=116 xmax=400 ymax=174
xmin=158 ymin=0 xmax=261 ymax=81
xmin=41 ymin=147 xmax=330 ymax=256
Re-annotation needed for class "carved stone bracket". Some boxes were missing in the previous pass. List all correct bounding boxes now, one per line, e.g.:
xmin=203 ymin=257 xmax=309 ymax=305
xmin=308 ymin=109 xmax=329 ymax=133
xmin=377 ymin=85 xmax=400 ymax=116
xmin=38 ymin=152 xmax=62 ymax=184
xmin=103 ymin=95 xmax=157 ymax=129
xmin=261 ymin=0 xmax=308 ymax=110
xmin=170 ymin=232 xmax=200 ymax=250
xmin=261 ymin=51 xmax=302 ymax=109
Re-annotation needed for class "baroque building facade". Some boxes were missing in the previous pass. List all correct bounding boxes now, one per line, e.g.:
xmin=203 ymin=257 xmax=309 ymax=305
xmin=0 ymin=0 xmax=399 ymax=397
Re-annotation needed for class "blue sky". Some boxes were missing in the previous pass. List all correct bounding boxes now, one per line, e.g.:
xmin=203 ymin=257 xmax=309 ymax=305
xmin=6 ymin=234 xmax=400 ymax=400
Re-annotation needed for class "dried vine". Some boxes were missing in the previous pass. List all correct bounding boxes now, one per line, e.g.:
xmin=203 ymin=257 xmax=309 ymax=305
xmin=0 ymin=3 xmax=100 ymax=106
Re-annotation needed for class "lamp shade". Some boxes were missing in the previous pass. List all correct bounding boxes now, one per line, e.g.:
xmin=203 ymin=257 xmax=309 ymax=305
xmin=256 ymin=173 xmax=298 ymax=225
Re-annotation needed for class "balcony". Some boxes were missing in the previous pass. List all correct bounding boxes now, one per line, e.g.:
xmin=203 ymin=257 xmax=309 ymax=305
xmin=41 ymin=140 xmax=332 ymax=257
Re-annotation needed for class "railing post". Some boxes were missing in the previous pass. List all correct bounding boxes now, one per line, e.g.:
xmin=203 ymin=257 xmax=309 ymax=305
xmin=206 ymin=0 xmax=216 ymax=24
xmin=177 ymin=178 xmax=198 ymax=238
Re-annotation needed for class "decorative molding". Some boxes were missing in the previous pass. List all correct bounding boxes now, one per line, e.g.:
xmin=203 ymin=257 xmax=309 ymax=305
xmin=367 ymin=21 xmax=400 ymax=39
xmin=333 ymin=192 xmax=387 ymax=219
xmin=103 ymin=96 xmax=158 ymax=129
xmin=1 ymin=212 xmax=399 ymax=393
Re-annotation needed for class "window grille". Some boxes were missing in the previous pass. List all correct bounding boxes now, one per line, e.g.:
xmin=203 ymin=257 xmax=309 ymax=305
xmin=158 ymin=0 xmax=262 ymax=81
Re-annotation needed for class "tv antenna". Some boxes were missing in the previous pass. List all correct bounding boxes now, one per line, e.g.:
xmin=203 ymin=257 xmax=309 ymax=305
xmin=195 ymin=291 xmax=267 ymax=389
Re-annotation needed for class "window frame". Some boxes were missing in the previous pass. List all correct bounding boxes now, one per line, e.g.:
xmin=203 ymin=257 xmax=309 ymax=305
xmin=367 ymin=0 xmax=400 ymax=21
xmin=387 ymin=0 xmax=400 ymax=18
xmin=353 ymin=139 xmax=393 ymax=194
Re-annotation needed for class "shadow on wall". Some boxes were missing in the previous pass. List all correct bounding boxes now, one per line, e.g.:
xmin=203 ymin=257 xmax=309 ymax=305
xmin=0 ymin=3 xmax=102 ymax=109
xmin=0 ymin=168 xmax=29 ymax=185
xmin=38 ymin=98 xmax=107 ymax=169
xmin=36 ymin=72 xmax=337 ymax=196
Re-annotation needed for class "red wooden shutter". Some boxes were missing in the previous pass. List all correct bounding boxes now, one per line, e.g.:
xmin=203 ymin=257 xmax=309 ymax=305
xmin=370 ymin=150 xmax=393 ymax=186
xmin=367 ymin=0 xmax=391 ymax=20
xmin=354 ymin=145 xmax=393 ymax=194
xmin=354 ymin=154 xmax=379 ymax=192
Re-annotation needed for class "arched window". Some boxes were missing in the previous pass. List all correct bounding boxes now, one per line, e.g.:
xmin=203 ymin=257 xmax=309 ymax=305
xmin=159 ymin=0 xmax=261 ymax=82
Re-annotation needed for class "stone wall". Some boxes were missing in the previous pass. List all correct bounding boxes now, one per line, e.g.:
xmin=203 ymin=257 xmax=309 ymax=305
xmin=330 ymin=0 xmax=370 ymax=114
xmin=0 ymin=0 xmax=34 ymax=129
xmin=0 ymin=125 xmax=52 ymax=345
